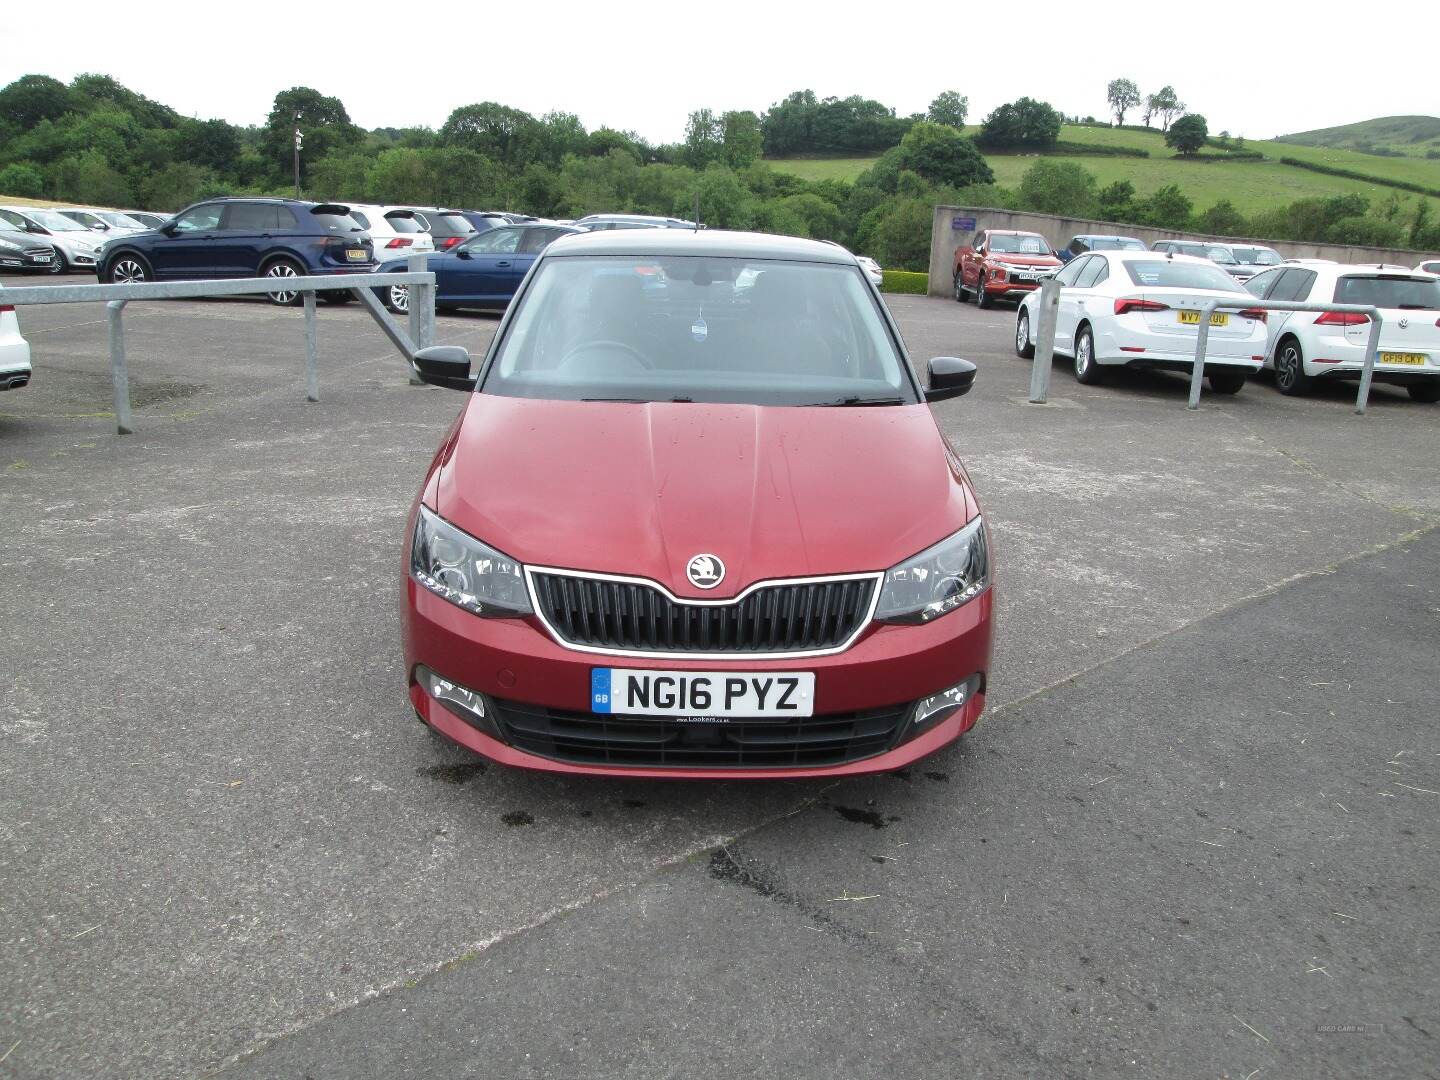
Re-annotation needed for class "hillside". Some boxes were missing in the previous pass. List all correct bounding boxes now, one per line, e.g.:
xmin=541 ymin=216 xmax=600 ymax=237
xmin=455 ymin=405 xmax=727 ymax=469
xmin=768 ymin=124 xmax=1440 ymax=215
xmin=1278 ymin=116 xmax=1440 ymax=157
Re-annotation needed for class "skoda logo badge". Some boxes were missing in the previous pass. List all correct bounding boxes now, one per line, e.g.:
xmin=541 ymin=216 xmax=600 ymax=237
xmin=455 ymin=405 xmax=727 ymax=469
xmin=686 ymin=553 xmax=725 ymax=590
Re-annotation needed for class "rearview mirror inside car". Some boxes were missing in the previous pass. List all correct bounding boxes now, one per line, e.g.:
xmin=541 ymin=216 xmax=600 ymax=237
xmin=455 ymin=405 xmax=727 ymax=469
xmin=412 ymin=345 xmax=476 ymax=391
xmin=926 ymin=357 xmax=977 ymax=402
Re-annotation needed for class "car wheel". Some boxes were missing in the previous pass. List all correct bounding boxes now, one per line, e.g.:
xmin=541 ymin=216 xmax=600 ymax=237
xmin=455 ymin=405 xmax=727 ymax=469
xmin=976 ymin=283 xmax=993 ymax=309
xmin=1273 ymin=337 xmax=1312 ymax=396
xmin=1015 ymin=308 xmax=1035 ymax=359
xmin=261 ymin=258 xmax=304 ymax=306
xmin=953 ymin=273 xmax=966 ymax=302
xmin=386 ymin=284 xmax=410 ymax=314
xmin=1407 ymin=382 xmax=1440 ymax=403
xmin=1207 ymin=368 xmax=1247 ymax=395
xmin=106 ymin=255 xmax=151 ymax=285
xmin=1073 ymin=325 xmax=1102 ymax=384
xmin=48 ymin=250 xmax=67 ymax=275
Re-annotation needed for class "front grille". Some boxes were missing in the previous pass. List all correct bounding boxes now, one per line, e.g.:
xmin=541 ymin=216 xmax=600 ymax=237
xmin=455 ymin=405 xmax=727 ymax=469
xmin=22 ymin=247 xmax=51 ymax=258
xmin=530 ymin=571 xmax=877 ymax=655
xmin=492 ymin=698 xmax=909 ymax=768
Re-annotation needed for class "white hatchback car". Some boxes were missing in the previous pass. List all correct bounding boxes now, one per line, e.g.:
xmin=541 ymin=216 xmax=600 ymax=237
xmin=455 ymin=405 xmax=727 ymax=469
xmin=346 ymin=205 xmax=435 ymax=258
xmin=1015 ymin=250 xmax=1267 ymax=394
xmin=1243 ymin=263 xmax=1440 ymax=402
xmin=1416 ymin=258 xmax=1440 ymax=276
xmin=1 ymin=298 xmax=32 ymax=391
xmin=856 ymin=255 xmax=884 ymax=287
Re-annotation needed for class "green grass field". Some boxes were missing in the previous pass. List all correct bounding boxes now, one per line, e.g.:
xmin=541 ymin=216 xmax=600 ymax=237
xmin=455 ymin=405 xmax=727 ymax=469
xmin=767 ymin=124 xmax=1440 ymax=214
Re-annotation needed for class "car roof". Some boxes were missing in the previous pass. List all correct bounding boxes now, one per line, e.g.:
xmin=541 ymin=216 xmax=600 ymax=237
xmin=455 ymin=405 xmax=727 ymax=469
xmin=1102 ymin=250 xmax=1216 ymax=265
xmin=1075 ymin=233 xmax=1137 ymax=240
xmin=988 ymin=229 xmax=1044 ymax=237
xmin=543 ymin=228 xmax=859 ymax=264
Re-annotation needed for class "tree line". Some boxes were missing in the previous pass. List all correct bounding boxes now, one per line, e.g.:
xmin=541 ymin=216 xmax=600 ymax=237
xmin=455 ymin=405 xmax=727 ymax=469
xmin=0 ymin=74 xmax=1432 ymax=279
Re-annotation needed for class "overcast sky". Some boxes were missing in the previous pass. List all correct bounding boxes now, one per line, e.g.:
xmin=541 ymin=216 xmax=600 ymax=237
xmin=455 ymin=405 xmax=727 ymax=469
xmin=6 ymin=1 xmax=1436 ymax=143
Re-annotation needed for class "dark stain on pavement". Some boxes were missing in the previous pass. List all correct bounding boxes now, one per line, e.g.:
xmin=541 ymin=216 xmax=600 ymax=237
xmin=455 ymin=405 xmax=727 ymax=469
xmin=833 ymin=806 xmax=889 ymax=828
xmin=418 ymin=762 xmax=487 ymax=785
xmin=501 ymin=810 xmax=534 ymax=826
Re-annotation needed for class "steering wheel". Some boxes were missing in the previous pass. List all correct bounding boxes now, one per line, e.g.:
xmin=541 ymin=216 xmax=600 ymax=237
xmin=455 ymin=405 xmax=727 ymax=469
xmin=559 ymin=339 xmax=653 ymax=370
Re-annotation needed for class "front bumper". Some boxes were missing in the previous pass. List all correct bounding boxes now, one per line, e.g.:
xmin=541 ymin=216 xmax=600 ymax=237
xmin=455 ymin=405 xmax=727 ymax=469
xmin=403 ymin=578 xmax=994 ymax=778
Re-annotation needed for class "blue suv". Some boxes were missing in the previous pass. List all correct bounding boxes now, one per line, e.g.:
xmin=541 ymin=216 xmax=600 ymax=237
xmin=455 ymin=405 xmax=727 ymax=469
xmin=97 ymin=198 xmax=375 ymax=305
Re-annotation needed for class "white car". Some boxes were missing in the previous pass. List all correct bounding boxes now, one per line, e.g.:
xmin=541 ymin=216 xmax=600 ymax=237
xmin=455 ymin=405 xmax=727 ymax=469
xmin=856 ymin=255 xmax=883 ymax=287
xmin=0 ymin=206 xmax=102 ymax=274
xmin=346 ymin=204 xmax=435 ymax=257
xmin=57 ymin=208 xmax=151 ymax=238
xmin=1014 ymin=250 xmax=1267 ymax=394
xmin=1242 ymin=263 xmax=1440 ymax=402
xmin=1 ymin=297 xmax=32 ymax=391
xmin=1416 ymin=258 xmax=1440 ymax=276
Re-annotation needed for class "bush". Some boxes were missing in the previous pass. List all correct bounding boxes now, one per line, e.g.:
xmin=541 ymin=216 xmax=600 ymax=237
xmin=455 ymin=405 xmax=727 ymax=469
xmin=881 ymin=270 xmax=928 ymax=294
xmin=1018 ymin=160 xmax=1098 ymax=217
xmin=0 ymin=161 xmax=44 ymax=198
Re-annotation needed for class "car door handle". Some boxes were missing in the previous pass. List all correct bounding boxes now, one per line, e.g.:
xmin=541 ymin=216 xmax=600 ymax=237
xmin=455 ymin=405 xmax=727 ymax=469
xmin=496 ymin=261 xmax=511 ymax=267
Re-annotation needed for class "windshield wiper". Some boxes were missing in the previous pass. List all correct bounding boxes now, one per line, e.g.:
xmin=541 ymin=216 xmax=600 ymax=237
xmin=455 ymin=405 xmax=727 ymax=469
xmin=803 ymin=395 xmax=906 ymax=407
xmin=581 ymin=396 xmax=695 ymax=403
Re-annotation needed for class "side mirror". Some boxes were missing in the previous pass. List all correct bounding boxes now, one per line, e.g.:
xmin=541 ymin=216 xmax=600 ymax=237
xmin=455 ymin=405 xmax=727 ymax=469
xmin=926 ymin=357 xmax=977 ymax=402
xmin=160 ymin=223 xmax=179 ymax=237
xmin=412 ymin=345 xmax=476 ymax=391
xmin=454 ymin=248 xmax=472 ymax=259
xmin=92 ymin=222 xmax=110 ymax=231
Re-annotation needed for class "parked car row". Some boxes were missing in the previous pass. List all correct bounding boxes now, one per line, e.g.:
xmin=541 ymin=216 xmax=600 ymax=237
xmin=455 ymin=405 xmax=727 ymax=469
xmin=1010 ymin=247 xmax=1440 ymax=402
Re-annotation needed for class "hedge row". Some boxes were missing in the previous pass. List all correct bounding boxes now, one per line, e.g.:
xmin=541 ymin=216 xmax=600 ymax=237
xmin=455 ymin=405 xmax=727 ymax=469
xmin=986 ymin=141 xmax=1149 ymax=158
xmin=1182 ymin=151 xmax=1266 ymax=162
xmin=881 ymin=270 xmax=928 ymax=294
xmin=1279 ymin=157 xmax=1440 ymax=199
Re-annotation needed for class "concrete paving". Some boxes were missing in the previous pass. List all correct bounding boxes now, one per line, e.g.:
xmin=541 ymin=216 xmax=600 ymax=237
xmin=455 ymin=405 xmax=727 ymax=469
xmin=1 ymin=277 xmax=1436 ymax=1078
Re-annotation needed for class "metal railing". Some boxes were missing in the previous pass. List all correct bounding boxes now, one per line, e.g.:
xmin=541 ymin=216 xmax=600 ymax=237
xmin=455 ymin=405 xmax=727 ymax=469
xmin=0 ymin=253 xmax=435 ymax=433
xmin=1024 ymin=279 xmax=1390 ymax=415
xmin=1187 ymin=298 xmax=1382 ymax=414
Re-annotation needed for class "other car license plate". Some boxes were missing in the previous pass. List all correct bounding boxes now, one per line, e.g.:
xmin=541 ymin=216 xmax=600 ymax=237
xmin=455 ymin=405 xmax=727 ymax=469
xmin=592 ymin=668 xmax=815 ymax=719
xmin=1381 ymin=352 xmax=1425 ymax=366
xmin=1178 ymin=310 xmax=1228 ymax=326
xmin=346 ymin=249 xmax=367 ymax=261
xmin=33 ymin=255 xmax=50 ymax=262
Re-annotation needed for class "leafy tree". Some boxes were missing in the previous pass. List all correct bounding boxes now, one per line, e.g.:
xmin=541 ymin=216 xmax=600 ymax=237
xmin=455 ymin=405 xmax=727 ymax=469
xmin=721 ymin=110 xmax=763 ymax=168
xmin=306 ymin=152 xmax=371 ymax=201
xmin=177 ymin=118 xmax=242 ymax=174
xmin=439 ymin=102 xmax=538 ymax=167
xmin=1106 ymin=79 xmax=1140 ymax=126
xmin=0 ymin=74 xmax=78 ymax=128
xmin=533 ymin=112 xmax=588 ymax=167
xmin=140 ymin=162 xmax=213 ymax=211
xmin=588 ymin=127 xmax=646 ymax=159
xmin=1147 ymin=86 xmax=1184 ymax=131
xmin=695 ymin=165 xmax=754 ymax=229
xmin=1097 ymin=179 xmax=1136 ymax=221
xmin=1018 ymin=160 xmax=1098 ymax=216
xmin=52 ymin=151 xmax=133 ymax=206
xmin=897 ymin=121 xmax=993 ymax=188
xmin=976 ymin=97 xmax=1062 ymax=149
xmin=683 ymin=108 xmax=723 ymax=168
xmin=0 ymin=162 xmax=44 ymax=197
xmin=1196 ymin=199 xmax=1246 ymax=236
xmin=870 ymin=197 xmax=934 ymax=271
xmin=927 ymin=91 xmax=969 ymax=128
xmin=1166 ymin=114 xmax=1208 ymax=156
xmin=262 ymin=87 xmax=361 ymax=180
xmin=366 ymin=148 xmax=432 ymax=204
xmin=1135 ymin=184 xmax=1193 ymax=229
xmin=761 ymin=90 xmax=911 ymax=156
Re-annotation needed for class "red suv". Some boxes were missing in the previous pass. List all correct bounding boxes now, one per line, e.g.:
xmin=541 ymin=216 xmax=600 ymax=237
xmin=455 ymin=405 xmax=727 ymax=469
xmin=403 ymin=230 xmax=994 ymax=778
xmin=954 ymin=229 xmax=1061 ymax=308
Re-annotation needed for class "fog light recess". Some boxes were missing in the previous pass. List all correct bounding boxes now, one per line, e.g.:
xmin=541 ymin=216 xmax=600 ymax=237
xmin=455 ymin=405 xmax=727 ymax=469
xmin=416 ymin=665 xmax=491 ymax=729
xmin=911 ymin=674 xmax=981 ymax=730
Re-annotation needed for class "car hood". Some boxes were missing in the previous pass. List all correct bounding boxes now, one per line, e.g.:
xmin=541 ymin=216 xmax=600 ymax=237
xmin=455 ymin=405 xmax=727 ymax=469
xmin=433 ymin=395 xmax=976 ymax=599
xmin=987 ymin=253 xmax=1061 ymax=268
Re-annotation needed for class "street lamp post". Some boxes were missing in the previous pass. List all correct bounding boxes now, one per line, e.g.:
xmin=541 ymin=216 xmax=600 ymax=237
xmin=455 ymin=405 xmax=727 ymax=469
xmin=293 ymin=112 xmax=303 ymax=200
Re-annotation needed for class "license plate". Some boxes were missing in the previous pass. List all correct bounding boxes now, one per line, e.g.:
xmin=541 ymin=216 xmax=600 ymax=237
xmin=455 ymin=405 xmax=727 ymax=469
xmin=33 ymin=255 xmax=50 ymax=263
xmin=1178 ymin=310 xmax=1228 ymax=326
xmin=592 ymin=668 xmax=815 ymax=719
xmin=346 ymin=249 xmax=368 ymax=261
xmin=1381 ymin=352 xmax=1426 ymax=366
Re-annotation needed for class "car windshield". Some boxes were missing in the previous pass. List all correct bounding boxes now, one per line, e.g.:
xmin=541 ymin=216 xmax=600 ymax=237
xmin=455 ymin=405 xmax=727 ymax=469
xmin=99 ymin=212 xmax=145 ymax=229
xmin=1334 ymin=275 xmax=1440 ymax=310
xmin=482 ymin=255 xmax=918 ymax=407
xmin=1090 ymin=238 xmax=1144 ymax=251
xmin=989 ymin=234 xmax=1050 ymax=254
xmin=1205 ymin=247 xmax=1239 ymax=265
xmin=27 ymin=210 xmax=91 ymax=232
xmin=1123 ymin=260 xmax=1246 ymax=291
xmin=1230 ymin=247 xmax=1281 ymax=265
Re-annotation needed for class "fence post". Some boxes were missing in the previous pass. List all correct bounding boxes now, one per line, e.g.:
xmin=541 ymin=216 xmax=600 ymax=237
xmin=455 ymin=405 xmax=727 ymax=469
xmin=406 ymin=253 xmax=426 ymax=384
xmin=1354 ymin=310 xmax=1383 ymax=415
xmin=1187 ymin=301 xmax=1217 ymax=410
xmin=106 ymin=300 xmax=132 ymax=435
xmin=302 ymin=290 xmax=320 ymax=402
xmin=1028 ymin=278 xmax=1061 ymax=404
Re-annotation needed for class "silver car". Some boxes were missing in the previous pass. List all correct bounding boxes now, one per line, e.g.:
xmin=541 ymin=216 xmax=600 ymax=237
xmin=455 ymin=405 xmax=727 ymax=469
xmin=0 ymin=206 xmax=102 ymax=274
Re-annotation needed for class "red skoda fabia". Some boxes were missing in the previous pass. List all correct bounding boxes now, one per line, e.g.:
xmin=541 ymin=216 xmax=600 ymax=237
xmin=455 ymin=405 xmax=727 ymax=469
xmin=403 ymin=230 xmax=993 ymax=778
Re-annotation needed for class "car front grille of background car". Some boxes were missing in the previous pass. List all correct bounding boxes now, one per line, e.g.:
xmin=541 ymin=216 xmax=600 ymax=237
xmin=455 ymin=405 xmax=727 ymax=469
xmin=529 ymin=572 xmax=877 ymax=655
xmin=491 ymin=697 xmax=909 ymax=768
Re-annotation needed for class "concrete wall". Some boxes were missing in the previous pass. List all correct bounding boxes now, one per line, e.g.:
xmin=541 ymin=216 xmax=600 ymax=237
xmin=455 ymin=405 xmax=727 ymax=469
xmin=926 ymin=206 xmax=1435 ymax=297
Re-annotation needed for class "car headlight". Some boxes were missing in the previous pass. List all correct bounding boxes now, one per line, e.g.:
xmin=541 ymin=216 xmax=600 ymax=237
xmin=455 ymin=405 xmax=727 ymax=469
xmin=874 ymin=517 xmax=990 ymax=624
xmin=410 ymin=505 xmax=532 ymax=617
